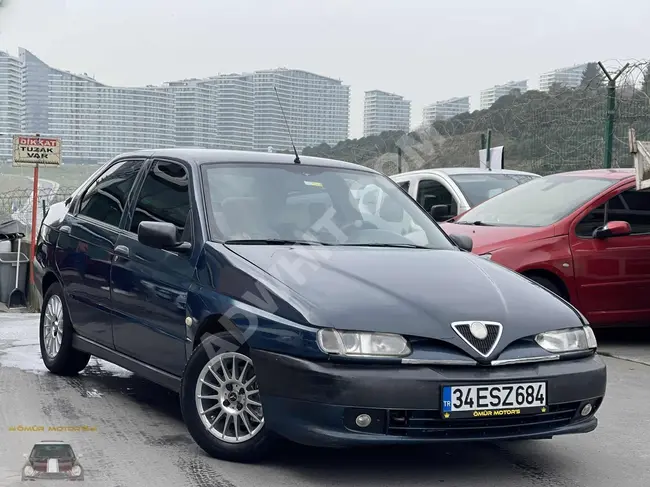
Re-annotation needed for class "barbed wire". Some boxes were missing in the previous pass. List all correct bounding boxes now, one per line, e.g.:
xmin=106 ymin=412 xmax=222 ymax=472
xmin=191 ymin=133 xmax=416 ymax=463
xmin=303 ymin=59 xmax=650 ymax=177
xmin=0 ymin=186 xmax=77 ymax=236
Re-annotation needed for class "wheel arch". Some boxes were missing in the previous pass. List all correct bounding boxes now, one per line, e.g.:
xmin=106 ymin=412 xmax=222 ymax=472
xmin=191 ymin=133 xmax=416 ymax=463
xmin=193 ymin=314 xmax=247 ymax=351
xmin=522 ymin=268 xmax=570 ymax=301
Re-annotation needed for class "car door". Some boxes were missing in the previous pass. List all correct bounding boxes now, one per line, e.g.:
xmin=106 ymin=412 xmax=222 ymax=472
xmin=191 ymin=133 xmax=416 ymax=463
xmin=570 ymin=184 xmax=650 ymax=325
xmin=110 ymin=159 xmax=195 ymax=376
xmin=55 ymin=159 xmax=145 ymax=348
xmin=414 ymin=177 xmax=459 ymax=220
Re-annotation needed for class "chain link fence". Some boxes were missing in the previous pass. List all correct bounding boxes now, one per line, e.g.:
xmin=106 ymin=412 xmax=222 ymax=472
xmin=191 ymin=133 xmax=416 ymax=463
xmin=0 ymin=186 xmax=77 ymax=239
xmin=303 ymin=59 xmax=650 ymax=177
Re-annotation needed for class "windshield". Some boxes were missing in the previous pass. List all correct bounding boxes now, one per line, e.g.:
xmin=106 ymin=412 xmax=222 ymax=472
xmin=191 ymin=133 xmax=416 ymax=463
xmin=202 ymin=163 xmax=455 ymax=249
xmin=456 ymin=174 xmax=617 ymax=227
xmin=450 ymin=173 xmax=539 ymax=207
xmin=30 ymin=444 xmax=74 ymax=460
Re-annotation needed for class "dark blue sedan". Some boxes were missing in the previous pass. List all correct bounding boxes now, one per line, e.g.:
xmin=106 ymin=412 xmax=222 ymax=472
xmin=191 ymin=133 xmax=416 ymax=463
xmin=35 ymin=149 xmax=606 ymax=462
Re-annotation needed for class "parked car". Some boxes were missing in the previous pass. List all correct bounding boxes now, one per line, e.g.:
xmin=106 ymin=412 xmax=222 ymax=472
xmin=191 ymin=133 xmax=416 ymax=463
xmin=21 ymin=441 xmax=83 ymax=481
xmin=391 ymin=168 xmax=540 ymax=221
xmin=440 ymin=168 xmax=649 ymax=326
xmin=35 ymin=149 xmax=605 ymax=463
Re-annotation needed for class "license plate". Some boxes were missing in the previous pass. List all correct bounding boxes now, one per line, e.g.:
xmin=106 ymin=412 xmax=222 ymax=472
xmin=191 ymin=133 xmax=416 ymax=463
xmin=441 ymin=382 xmax=547 ymax=419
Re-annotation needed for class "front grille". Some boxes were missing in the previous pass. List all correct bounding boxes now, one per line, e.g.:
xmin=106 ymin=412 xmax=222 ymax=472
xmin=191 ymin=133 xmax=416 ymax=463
xmin=453 ymin=323 xmax=501 ymax=355
xmin=386 ymin=402 xmax=580 ymax=439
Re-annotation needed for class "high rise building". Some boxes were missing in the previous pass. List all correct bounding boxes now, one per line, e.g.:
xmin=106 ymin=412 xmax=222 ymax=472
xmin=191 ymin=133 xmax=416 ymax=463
xmin=479 ymin=80 xmax=528 ymax=110
xmin=162 ymin=78 xmax=219 ymax=149
xmin=10 ymin=49 xmax=351 ymax=161
xmin=210 ymin=74 xmax=254 ymax=151
xmin=539 ymin=64 xmax=588 ymax=92
xmin=21 ymin=48 xmax=175 ymax=163
xmin=422 ymin=96 xmax=470 ymax=125
xmin=252 ymin=68 xmax=350 ymax=152
xmin=0 ymin=51 xmax=22 ymax=161
xmin=363 ymin=90 xmax=411 ymax=137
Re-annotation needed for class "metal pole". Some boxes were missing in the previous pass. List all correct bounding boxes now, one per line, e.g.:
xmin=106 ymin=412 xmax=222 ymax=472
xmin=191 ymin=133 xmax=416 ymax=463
xmin=397 ymin=147 xmax=402 ymax=173
xmin=604 ymin=78 xmax=616 ymax=169
xmin=485 ymin=129 xmax=492 ymax=170
xmin=598 ymin=62 xmax=630 ymax=169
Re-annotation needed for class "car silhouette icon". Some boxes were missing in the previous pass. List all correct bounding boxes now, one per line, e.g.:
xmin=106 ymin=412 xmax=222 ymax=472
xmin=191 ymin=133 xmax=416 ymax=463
xmin=21 ymin=440 xmax=84 ymax=481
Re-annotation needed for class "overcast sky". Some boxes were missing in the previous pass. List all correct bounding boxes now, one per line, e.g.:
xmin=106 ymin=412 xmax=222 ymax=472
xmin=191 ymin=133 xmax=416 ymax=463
xmin=1 ymin=0 xmax=649 ymax=139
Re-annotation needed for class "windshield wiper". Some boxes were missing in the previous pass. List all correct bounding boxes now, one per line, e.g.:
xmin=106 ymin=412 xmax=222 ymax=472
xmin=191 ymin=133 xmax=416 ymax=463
xmin=224 ymin=239 xmax=331 ymax=246
xmin=339 ymin=242 xmax=431 ymax=249
xmin=456 ymin=221 xmax=494 ymax=226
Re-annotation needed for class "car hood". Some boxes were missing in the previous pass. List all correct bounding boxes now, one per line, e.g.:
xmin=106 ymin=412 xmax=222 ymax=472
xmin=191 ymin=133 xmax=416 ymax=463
xmin=224 ymin=245 xmax=581 ymax=345
xmin=440 ymin=222 xmax=553 ymax=254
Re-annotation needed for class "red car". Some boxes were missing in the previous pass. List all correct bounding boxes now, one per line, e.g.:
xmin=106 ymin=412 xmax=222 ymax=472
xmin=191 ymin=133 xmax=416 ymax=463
xmin=441 ymin=168 xmax=649 ymax=327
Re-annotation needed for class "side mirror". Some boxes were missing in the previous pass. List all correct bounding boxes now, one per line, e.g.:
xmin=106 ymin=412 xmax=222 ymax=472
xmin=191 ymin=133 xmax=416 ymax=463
xmin=137 ymin=221 xmax=191 ymax=252
xmin=449 ymin=234 xmax=473 ymax=252
xmin=592 ymin=220 xmax=631 ymax=239
xmin=429 ymin=204 xmax=450 ymax=221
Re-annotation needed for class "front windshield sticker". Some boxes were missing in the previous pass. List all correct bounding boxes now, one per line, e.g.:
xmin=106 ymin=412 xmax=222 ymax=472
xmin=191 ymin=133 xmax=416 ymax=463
xmin=304 ymin=181 xmax=323 ymax=187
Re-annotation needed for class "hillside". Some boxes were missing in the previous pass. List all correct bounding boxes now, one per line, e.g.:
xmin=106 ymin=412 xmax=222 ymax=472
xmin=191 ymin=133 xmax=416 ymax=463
xmin=303 ymin=82 xmax=650 ymax=176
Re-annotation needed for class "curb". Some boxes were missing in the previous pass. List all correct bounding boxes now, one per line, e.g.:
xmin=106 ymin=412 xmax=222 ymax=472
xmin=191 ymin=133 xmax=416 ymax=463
xmin=599 ymin=351 xmax=650 ymax=367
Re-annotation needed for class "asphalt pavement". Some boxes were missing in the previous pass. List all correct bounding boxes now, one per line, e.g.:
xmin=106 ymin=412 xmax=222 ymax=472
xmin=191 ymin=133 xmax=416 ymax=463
xmin=1 ymin=312 xmax=648 ymax=487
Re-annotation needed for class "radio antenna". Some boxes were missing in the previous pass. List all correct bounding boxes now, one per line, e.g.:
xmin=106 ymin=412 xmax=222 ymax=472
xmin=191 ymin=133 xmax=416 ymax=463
xmin=273 ymin=86 xmax=301 ymax=164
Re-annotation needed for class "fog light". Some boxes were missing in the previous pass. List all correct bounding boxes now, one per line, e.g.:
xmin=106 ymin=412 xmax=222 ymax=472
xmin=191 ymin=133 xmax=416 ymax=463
xmin=355 ymin=414 xmax=372 ymax=428
xmin=580 ymin=404 xmax=593 ymax=417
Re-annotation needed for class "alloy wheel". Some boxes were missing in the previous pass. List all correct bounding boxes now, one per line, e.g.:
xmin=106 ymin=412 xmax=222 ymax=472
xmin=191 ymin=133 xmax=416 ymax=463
xmin=194 ymin=352 xmax=264 ymax=444
xmin=43 ymin=295 xmax=64 ymax=358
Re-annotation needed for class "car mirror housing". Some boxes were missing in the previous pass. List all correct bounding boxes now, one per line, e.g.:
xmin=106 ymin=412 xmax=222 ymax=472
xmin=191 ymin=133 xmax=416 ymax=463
xmin=448 ymin=234 xmax=473 ymax=252
xmin=137 ymin=221 xmax=191 ymax=252
xmin=429 ymin=204 xmax=450 ymax=221
xmin=592 ymin=220 xmax=631 ymax=239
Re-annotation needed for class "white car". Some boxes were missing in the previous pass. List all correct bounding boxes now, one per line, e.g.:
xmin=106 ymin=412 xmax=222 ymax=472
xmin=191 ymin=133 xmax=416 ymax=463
xmin=391 ymin=168 xmax=540 ymax=221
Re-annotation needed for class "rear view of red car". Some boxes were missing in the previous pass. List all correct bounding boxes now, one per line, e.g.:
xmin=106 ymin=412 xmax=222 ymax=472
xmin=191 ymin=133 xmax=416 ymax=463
xmin=441 ymin=169 xmax=650 ymax=327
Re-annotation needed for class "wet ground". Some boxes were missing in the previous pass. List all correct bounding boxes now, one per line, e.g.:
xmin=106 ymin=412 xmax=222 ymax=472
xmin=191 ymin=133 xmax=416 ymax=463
xmin=1 ymin=313 xmax=649 ymax=487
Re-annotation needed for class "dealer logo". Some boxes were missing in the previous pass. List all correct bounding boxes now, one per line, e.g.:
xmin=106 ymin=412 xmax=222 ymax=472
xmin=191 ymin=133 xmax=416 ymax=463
xmin=451 ymin=321 xmax=503 ymax=358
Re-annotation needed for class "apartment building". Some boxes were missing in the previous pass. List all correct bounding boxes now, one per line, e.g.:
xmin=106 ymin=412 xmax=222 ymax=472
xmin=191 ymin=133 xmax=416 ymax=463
xmin=479 ymin=80 xmax=528 ymax=110
xmin=422 ymin=96 xmax=470 ymax=125
xmin=363 ymin=90 xmax=411 ymax=137
xmin=0 ymin=51 xmax=21 ymax=161
xmin=539 ymin=64 xmax=588 ymax=91
xmin=21 ymin=48 xmax=175 ymax=163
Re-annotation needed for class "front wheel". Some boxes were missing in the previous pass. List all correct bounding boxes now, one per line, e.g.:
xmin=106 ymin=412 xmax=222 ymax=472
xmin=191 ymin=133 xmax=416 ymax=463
xmin=39 ymin=283 xmax=91 ymax=375
xmin=527 ymin=275 xmax=564 ymax=299
xmin=180 ymin=332 xmax=274 ymax=463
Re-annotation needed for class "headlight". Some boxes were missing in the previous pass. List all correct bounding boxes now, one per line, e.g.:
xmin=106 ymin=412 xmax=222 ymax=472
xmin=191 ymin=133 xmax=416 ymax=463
xmin=71 ymin=465 xmax=82 ymax=476
xmin=23 ymin=466 xmax=35 ymax=477
xmin=317 ymin=329 xmax=411 ymax=357
xmin=479 ymin=253 xmax=492 ymax=260
xmin=535 ymin=326 xmax=597 ymax=353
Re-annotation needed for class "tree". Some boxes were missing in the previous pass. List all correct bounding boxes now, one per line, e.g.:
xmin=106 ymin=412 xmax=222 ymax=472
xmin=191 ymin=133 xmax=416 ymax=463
xmin=580 ymin=62 xmax=605 ymax=89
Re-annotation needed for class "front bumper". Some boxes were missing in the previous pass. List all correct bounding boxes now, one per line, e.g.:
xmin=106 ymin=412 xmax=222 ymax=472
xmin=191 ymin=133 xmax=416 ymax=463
xmin=251 ymin=350 xmax=606 ymax=447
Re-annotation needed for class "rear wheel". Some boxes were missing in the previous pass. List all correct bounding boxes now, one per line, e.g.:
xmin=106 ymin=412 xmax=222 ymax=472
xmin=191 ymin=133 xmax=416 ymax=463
xmin=181 ymin=332 xmax=274 ymax=463
xmin=40 ymin=283 xmax=91 ymax=375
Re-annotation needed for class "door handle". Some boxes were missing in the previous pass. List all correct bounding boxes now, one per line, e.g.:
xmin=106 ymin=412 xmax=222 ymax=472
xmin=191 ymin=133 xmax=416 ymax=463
xmin=114 ymin=245 xmax=129 ymax=257
xmin=60 ymin=226 xmax=71 ymax=234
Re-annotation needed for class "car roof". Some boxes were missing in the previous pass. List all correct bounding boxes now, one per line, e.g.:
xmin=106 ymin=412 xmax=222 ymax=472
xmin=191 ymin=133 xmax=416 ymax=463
xmin=34 ymin=441 xmax=69 ymax=445
xmin=112 ymin=148 xmax=377 ymax=173
xmin=551 ymin=168 xmax=634 ymax=180
xmin=393 ymin=167 xmax=539 ymax=177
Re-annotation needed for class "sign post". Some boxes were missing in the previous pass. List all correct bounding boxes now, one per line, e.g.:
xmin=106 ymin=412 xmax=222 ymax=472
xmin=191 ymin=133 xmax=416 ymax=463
xmin=12 ymin=135 xmax=61 ymax=285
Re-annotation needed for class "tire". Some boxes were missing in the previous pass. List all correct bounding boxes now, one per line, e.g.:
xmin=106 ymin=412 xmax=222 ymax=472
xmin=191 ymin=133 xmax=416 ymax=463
xmin=39 ymin=282 xmax=91 ymax=376
xmin=181 ymin=332 xmax=275 ymax=463
xmin=528 ymin=275 xmax=564 ymax=299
